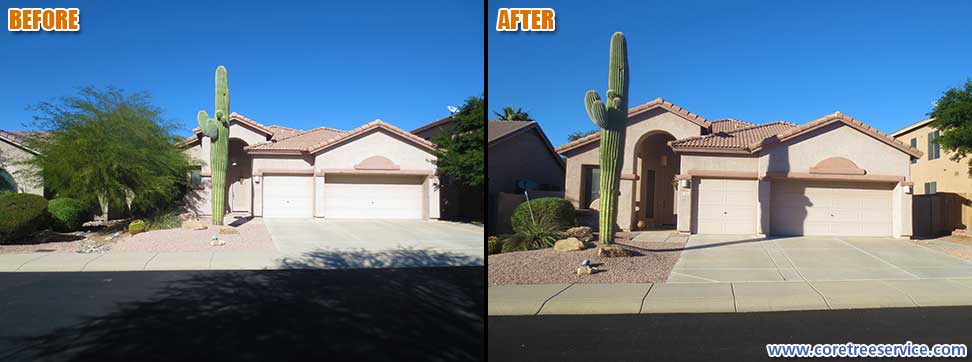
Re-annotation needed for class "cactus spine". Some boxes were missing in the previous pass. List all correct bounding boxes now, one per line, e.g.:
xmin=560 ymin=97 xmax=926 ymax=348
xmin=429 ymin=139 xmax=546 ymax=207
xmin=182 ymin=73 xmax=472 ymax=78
xmin=197 ymin=66 xmax=230 ymax=225
xmin=584 ymin=32 xmax=629 ymax=244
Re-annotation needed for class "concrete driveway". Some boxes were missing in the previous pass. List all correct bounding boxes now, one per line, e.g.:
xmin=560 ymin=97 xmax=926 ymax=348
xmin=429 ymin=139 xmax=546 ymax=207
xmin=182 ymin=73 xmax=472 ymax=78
xmin=263 ymin=219 xmax=484 ymax=267
xmin=670 ymin=235 xmax=972 ymax=283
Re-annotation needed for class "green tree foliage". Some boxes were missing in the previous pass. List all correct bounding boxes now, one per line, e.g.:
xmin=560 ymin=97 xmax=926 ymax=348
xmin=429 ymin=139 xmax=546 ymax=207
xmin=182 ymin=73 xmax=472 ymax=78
xmin=567 ymin=129 xmax=598 ymax=142
xmin=930 ymin=80 xmax=972 ymax=171
xmin=493 ymin=106 xmax=531 ymax=121
xmin=23 ymin=86 xmax=191 ymax=218
xmin=432 ymin=96 xmax=484 ymax=188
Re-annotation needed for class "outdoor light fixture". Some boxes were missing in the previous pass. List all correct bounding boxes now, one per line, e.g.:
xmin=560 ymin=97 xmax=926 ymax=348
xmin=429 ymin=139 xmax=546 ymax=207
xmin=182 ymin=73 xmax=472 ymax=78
xmin=680 ymin=179 xmax=691 ymax=188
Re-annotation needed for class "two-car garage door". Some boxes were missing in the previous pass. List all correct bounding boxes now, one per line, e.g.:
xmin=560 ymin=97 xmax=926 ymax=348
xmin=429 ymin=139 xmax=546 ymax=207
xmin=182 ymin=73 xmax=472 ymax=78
xmin=261 ymin=174 xmax=424 ymax=219
xmin=771 ymin=181 xmax=892 ymax=236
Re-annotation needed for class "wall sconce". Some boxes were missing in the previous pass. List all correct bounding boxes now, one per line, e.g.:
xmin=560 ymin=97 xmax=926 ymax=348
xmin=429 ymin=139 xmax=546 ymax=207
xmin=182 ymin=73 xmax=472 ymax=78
xmin=680 ymin=179 xmax=691 ymax=188
xmin=903 ymin=185 xmax=912 ymax=194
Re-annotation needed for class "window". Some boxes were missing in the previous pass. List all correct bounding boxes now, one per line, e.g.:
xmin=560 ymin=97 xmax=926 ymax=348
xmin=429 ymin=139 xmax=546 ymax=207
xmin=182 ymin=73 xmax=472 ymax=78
xmin=189 ymin=167 xmax=203 ymax=188
xmin=928 ymin=130 xmax=941 ymax=160
xmin=910 ymin=138 xmax=917 ymax=164
xmin=925 ymin=181 xmax=937 ymax=194
xmin=582 ymin=165 xmax=600 ymax=209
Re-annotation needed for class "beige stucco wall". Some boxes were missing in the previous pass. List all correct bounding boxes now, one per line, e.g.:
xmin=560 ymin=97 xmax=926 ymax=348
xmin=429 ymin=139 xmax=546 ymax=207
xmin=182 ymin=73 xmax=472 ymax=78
xmin=562 ymin=108 xmax=704 ymax=231
xmin=0 ymin=139 xmax=42 ymax=195
xmin=893 ymin=123 xmax=970 ymax=195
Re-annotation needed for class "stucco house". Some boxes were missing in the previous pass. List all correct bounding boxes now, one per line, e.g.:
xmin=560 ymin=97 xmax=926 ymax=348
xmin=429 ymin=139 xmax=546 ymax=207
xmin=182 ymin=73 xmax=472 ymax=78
xmin=556 ymin=98 xmax=922 ymax=238
xmin=412 ymin=115 xmax=484 ymax=221
xmin=0 ymin=130 xmax=43 ymax=195
xmin=487 ymin=120 xmax=565 ymax=234
xmin=180 ymin=113 xmax=440 ymax=220
xmin=891 ymin=118 xmax=972 ymax=235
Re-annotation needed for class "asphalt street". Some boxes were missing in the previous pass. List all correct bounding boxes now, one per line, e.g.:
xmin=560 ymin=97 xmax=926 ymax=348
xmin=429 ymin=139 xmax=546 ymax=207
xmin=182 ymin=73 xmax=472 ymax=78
xmin=489 ymin=308 xmax=972 ymax=361
xmin=0 ymin=267 xmax=484 ymax=361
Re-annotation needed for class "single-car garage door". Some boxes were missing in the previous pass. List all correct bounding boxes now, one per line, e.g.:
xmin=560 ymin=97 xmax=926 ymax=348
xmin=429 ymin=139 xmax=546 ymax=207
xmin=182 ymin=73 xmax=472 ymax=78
xmin=262 ymin=175 xmax=314 ymax=218
xmin=694 ymin=178 xmax=757 ymax=234
xmin=323 ymin=174 xmax=424 ymax=219
xmin=771 ymin=181 xmax=892 ymax=236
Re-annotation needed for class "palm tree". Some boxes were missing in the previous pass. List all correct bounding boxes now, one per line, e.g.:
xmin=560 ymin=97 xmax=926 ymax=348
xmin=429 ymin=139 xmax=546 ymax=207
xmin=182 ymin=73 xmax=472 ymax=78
xmin=493 ymin=106 xmax=531 ymax=121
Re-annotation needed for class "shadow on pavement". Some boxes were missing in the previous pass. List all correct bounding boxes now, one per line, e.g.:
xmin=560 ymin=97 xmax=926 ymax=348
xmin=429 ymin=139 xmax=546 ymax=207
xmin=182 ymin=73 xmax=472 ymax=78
xmin=1 ymin=254 xmax=484 ymax=361
xmin=279 ymin=247 xmax=484 ymax=269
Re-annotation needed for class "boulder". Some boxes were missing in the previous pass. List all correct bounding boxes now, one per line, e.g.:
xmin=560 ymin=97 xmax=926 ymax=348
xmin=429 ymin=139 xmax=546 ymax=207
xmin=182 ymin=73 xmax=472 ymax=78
xmin=182 ymin=218 xmax=208 ymax=231
xmin=597 ymin=245 xmax=631 ymax=258
xmin=564 ymin=226 xmax=593 ymax=242
xmin=576 ymin=266 xmax=594 ymax=275
xmin=554 ymin=237 xmax=585 ymax=252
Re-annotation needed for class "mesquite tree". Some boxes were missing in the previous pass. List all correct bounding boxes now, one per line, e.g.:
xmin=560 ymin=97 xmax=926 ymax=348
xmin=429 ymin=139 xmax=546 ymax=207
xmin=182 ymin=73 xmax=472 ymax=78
xmin=583 ymin=32 xmax=629 ymax=244
xmin=196 ymin=66 xmax=230 ymax=225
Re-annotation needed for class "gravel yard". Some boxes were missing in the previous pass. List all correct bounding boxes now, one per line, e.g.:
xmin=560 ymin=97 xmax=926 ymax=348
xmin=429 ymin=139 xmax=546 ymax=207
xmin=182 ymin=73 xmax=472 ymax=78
xmin=487 ymin=239 xmax=685 ymax=286
xmin=0 ymin=216 xmax=276 ymax=254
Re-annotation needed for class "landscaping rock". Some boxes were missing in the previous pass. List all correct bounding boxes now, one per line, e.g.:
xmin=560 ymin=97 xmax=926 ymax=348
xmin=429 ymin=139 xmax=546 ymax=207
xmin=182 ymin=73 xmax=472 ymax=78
xmin=576 ymin=265 xmax=594 ymax=275
xmin=564 ymin=226 xmax=593 ymax=242
xmin=77 ymin=238 xmax=111 ymax=254
xmin=553 ymin=237 xmax=585 ymax=252
xmin=597 ymin=245 xmax=631 ymax=258
xmin=217 ymin=227 xmax=240 ymax=235
xmin=182 ymin=218 xmax=207 ymax=231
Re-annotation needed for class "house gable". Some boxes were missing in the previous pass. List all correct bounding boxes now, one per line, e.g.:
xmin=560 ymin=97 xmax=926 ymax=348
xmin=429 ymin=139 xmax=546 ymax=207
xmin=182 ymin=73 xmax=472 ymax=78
xmin=557 ymin=98 xmax=709 ymax=155
xmin=313 ymin=127 xmax=436 ymax=172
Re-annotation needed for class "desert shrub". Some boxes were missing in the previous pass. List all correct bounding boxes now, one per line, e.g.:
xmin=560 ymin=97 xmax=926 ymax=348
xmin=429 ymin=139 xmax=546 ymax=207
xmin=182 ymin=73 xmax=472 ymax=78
xmin=501 ymin=219 xmax=563 ymax=252
xmin=145 ymin=211 xmax=182 ymax=231
xmin=487 ymin=236 xmax=501 ymax=255
xmin=128 ymin=219 xmax=146 ymax=234
xmin=48 ymin=197 xmax=90 ymax=232
xmin=0 ymin=193 xmax=50 ymax=243
xmin=511 ymin=197 xmax=575 ymax=234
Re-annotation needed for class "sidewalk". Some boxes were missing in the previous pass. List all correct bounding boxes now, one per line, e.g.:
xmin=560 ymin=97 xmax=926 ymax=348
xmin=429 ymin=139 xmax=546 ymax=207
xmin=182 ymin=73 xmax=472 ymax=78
xmin=0 ymin=251 xmax=284 ymax=272
xmin=488 ymin=278 xmax=972 ymax=315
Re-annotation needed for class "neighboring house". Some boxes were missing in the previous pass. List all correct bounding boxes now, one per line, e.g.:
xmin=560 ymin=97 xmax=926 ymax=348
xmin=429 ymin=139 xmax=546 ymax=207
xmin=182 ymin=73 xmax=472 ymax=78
xmin=890 ymin=118 xmax=971 ymax=235
xmin=556 ymin=98 xmax=921 ymax=238
xmin=487 ymin=120 xmax=565 ymax=234
xmin=180 ymin=113 xmax=440 ymax=220
xmin=411 ymin=116 xmax=484 ymax=221
xmin=0 ymin=130 xmax=43 ymax=195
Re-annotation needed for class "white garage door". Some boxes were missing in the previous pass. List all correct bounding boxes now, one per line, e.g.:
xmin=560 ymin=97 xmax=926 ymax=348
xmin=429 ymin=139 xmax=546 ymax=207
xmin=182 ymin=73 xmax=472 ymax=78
xmin=695 ymin=178 xmax=757 ymax=234
xmin=324 ymin=174 xmax=424 ymax=219
xmin=262 ymin=175 xmax=314 ymax=218
xmin=771 ymin=181 xmax=892 ymax=236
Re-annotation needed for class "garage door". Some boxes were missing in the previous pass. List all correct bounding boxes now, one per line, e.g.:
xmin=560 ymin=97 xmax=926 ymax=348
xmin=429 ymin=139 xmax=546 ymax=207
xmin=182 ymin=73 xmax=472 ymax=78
xmin=323 ymin=174 xmax=423 ymax=219
xmin=262 ymin=175 xmax=314 ymax=218
xmin=695 ymin=178 xmax=757 ymax=234
xmin=771 ymin=181 xmax=892 ymax=236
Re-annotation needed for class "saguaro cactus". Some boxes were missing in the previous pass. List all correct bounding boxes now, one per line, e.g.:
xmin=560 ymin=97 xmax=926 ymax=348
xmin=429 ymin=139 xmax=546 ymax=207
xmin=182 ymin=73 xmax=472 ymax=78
xmin=197 ymin=66 xmax=230 ymax=225
xmin=584 ymin=32 xmax=629 ymax=244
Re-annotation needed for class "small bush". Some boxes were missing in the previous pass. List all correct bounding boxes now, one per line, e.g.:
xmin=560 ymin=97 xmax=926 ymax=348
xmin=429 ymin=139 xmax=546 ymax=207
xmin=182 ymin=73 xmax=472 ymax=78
xmin=48 ymin=198 xmax=90 ymax=232
xmin=487 ymin=236 xmax=501 ymax=255
xmin=129 ymin=219 xmax=146 ymax=234
xmin=501 ymin=219 xmax=564 ymax=252
xmin=145 ymin=211 xmax=182 ymax=230
xmin=0 ymin=193 xmax=50 ymax=243
xmin=511 ymin=197 xmax=575 ymax=234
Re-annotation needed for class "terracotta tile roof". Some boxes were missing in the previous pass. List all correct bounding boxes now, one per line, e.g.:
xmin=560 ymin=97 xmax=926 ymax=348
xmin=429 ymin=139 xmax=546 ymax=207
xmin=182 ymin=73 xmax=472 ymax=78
xmin=488 ymin=121 xmax=534 ymax=144
xmin=0 ymin=130 xmax=44 ymax=154
xmin=267 ymin=125 xmax=305 ymax=140
xmin=749 ymin=112 xmax=923 ymax=157
xmin=556 ymin=98 xmax=712 ymax=153
xmin=246 ymin=126 xmax=346 ymax=153
xmin=670 ymin=121 xmax=798 ymax=152
xmin=710 ymin=119 xmax=755 ymax=133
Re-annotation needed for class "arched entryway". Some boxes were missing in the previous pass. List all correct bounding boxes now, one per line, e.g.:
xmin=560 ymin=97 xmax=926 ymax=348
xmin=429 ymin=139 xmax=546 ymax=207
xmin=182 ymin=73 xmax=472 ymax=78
xmin=227 ymin=138 xmax=253 ymax=214
xmin=633 ymin=132 xmax=678 ymax=229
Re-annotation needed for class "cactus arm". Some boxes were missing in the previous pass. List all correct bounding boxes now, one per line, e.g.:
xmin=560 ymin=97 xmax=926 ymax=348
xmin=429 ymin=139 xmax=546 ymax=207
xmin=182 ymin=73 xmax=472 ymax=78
xmin=197 ymin=110 xmax=219 ymax=139
xmin=607 ymin=32 xmax=629 ymax=110
xmin=585 ymin=90 xmax=608 ymax=128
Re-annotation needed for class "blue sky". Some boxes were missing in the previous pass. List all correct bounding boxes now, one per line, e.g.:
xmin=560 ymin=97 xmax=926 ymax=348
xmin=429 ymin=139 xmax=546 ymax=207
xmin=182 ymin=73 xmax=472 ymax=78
xmin=488 ymin=0 xmax=972 ymax=145
xmin=0 ymin=0 xmax=483 ymax=136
